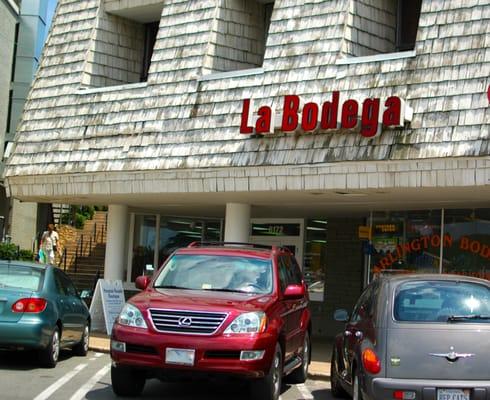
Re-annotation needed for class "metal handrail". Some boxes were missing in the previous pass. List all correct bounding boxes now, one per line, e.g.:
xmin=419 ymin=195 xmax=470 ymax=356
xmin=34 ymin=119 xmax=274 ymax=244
xmin=73 ymin=216 xmax=107 ymax=275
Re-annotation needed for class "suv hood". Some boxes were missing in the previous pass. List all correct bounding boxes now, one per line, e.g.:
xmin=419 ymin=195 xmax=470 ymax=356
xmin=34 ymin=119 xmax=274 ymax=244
xmin=130 ymin=288 xmax=276 ymax=314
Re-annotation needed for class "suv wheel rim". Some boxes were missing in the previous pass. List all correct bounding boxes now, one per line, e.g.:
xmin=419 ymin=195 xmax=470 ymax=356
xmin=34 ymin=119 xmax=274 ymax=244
xmin=272 ymin=351 xmax=281 ymax=398
xmin=52 ymin=330 xmax=60 ymax=362
xmin=302 ymin=334 xmax=309 ymax=375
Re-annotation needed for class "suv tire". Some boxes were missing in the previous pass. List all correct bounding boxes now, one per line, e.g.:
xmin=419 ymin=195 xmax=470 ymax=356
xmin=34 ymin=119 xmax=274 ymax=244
xmin=251 ymin=344 xmax=282 ymax=400
xmin=111 ymin=365 xmax=145 ymax=397
xmin=287 ymin=331 xmax=310 ymax=384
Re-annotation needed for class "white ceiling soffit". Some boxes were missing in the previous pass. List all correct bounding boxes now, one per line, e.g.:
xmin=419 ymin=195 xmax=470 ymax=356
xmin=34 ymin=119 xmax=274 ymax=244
xmin=105 ymin=1 xmax=164 ymax=23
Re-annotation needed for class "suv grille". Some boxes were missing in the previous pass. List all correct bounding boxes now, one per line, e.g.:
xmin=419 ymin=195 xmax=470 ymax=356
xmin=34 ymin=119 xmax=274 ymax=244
xmin=149 ymin=309 xmax=228 ymax=335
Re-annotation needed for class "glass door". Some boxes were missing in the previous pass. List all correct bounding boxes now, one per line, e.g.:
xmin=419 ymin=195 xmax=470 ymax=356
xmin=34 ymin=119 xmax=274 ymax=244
xmin=250 ymin=219 xmax=304 ymax=268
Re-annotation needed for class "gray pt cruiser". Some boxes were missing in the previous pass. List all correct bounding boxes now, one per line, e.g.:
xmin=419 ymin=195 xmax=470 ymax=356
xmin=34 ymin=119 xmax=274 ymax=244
xmin=331 ymin=274 xmax=490 ymax=400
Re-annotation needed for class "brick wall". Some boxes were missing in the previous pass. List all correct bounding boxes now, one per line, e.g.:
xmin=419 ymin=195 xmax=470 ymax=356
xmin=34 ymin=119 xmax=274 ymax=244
xmin=310 ymin=218 xmax=364 ymax=338
xmin=343 ymin=0 xmax=397 ymax=56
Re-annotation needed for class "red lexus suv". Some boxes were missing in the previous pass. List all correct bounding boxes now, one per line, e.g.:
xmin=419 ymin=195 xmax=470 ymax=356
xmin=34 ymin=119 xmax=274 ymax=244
xmin=110 ymin=242 xmax=311 ymax=400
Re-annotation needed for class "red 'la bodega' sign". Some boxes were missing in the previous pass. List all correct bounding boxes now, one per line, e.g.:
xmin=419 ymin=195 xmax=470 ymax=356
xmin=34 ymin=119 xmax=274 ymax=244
xmin=240 ymin=91 xmax=413 ymax=138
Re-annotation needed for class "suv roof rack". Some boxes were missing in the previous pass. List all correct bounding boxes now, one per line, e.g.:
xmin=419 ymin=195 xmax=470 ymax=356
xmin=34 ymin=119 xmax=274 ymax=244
xmin=187 ymin=241 xmax=292 ymax=253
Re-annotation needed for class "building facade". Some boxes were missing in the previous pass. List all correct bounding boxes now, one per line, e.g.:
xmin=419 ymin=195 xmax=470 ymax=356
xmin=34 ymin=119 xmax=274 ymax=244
xmin=0 ymin=0 xmax=57 ymax=249
xmin=0 ymin=0 xmax=20 ymax=239
xmin=4 ymin=0 xmax=490 ymax=336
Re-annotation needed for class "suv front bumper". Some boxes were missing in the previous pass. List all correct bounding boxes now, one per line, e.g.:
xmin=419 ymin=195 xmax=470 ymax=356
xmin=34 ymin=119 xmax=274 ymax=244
xmin=111 ymin=323 xmax=277 ymax=378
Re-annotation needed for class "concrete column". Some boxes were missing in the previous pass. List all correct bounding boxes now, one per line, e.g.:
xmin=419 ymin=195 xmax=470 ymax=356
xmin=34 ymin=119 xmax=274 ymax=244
xmin=104 ymin=205 xmax=128 ymax=281
xmin=224 ymin=203 xmax=251 ymax=243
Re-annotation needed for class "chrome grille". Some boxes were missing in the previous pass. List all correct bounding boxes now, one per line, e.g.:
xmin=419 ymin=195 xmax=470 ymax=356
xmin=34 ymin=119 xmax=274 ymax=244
xmin=149 ymin=309 xmax=228 ymax=335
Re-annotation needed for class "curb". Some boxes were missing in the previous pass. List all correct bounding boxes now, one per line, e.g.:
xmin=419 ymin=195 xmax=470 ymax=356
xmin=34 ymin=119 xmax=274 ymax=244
xmin=307 ymin=372 xmax=330 ymax=381
xmin=89 ymin=346 xmax=110 ymax=354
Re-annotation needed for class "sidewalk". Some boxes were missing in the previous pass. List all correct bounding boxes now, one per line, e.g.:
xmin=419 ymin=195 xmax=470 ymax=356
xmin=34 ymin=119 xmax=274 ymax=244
xmin=89 ymin=333 xmax=331 ymax=381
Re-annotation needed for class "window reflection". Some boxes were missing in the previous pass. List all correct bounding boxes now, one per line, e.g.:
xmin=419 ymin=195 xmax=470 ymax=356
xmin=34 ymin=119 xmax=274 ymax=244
xmin=131 ymin=215 xmax=156 ymax=281
xmin=443 ymin=209 xmax=490 ymax=280
xmin=304 ymin=220 xmax=327 ymax=302
xmin=370 ymin=210 xmax=442 ymax=279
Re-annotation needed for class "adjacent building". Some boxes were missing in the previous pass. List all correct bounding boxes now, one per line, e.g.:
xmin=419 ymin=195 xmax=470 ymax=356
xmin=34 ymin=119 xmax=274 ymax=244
xmin=4 ymin=0 xmax=490 ymax=336
xmin=0 ymin=0 xmax=57 ymax=249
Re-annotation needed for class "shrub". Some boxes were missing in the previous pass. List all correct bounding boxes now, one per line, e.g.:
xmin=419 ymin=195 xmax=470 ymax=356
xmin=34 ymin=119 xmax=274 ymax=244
xmin=18 ymin=249 xmax=34 ymax=261
xmin=74 ymin=213 xmax=87 ymax=229
xmin=0 ymin=243 xmax=34 ymax=261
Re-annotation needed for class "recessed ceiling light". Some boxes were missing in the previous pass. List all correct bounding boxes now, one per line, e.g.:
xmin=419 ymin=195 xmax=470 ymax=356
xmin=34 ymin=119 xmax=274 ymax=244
xmin=335 ymin=191 xmax=368 ymax=197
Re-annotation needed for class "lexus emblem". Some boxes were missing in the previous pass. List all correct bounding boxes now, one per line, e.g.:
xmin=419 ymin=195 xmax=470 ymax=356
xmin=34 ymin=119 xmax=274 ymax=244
xmin=178 ymin=317 xmax=193 ymax=326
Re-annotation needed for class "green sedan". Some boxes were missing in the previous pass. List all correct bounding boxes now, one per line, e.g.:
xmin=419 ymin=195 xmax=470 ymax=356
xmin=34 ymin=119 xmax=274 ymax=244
xmin=0 ymin=261 xmax=91 ymax=367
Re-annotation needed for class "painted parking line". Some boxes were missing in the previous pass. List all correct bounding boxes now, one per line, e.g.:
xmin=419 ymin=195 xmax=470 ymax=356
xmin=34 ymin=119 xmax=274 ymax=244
xmin=69 ymin=364 xmax=111 ymax=400
xmin=297 ymin=383 xmax=314 ymax=399
xmin=33 ymin=363 xmax=88 ymax=400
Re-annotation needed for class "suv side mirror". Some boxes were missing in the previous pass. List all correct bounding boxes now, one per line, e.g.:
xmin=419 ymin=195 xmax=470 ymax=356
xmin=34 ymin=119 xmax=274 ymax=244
xmin=334 ymin=309 xmax=349 ymax=322
xmin=135 ymin=275 xmax=151 ymax=290
xmin=284 ymin=284 xmax=305 ymax=299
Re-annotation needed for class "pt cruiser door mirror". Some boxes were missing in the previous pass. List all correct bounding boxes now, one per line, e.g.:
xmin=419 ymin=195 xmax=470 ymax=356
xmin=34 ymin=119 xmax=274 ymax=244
xmin=334 ymin=309 xmax=349 ymax=322
xmin=135 ymin=275 xmax=151 ymax=290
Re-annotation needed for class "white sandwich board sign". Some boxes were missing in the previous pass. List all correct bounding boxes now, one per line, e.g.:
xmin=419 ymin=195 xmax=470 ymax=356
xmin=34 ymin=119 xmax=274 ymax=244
xmin=89 ymin=279 xmax=126 ymax=335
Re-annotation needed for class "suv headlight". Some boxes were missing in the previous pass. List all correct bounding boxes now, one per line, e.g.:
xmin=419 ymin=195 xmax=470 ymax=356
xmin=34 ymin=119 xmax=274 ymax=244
xmin=224 ymin=312 xmax=267 ymax=334
xmin=117 ymin=303 xmax=148 ymax=329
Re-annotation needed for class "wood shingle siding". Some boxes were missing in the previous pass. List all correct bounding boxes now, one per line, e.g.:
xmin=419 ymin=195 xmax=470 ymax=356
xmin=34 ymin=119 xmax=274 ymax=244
xmin=4 ymin=0 xmax=490 ymax=198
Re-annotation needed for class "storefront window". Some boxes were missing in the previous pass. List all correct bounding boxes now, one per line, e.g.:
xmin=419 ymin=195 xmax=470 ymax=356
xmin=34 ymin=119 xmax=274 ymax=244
xmin=442 ymin=209 xmax=490 ymax=280
xmin=130 ymin=215 xmax=223 ymax=282
xmin=370 ymin=210 xmax=442 ymax=279
xmin=131 ymin=215 xmax=156 ymax=281
xmin=304 ymin=220 xmax=327 ymax=302
xmin=158 ymin=218 xmax=223 ymax=266
xmin=158 ymin=219 xmax=203 ymax=266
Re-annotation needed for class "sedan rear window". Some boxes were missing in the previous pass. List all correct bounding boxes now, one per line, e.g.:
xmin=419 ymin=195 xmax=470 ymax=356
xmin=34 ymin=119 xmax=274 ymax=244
xmin=154 ymin=255 xmax=273 ymax=294
xmin=0 ymin=264 xmax=44 ymax=291
xmin=394 ymin=280 xmax=490 ymax=322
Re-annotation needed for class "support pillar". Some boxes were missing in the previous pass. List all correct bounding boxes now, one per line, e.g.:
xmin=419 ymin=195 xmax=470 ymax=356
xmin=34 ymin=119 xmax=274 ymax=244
xmin=104 ymin=204 xmax=128 ymax=281
xmin=224 ymin=203 xmax=251 ymax=243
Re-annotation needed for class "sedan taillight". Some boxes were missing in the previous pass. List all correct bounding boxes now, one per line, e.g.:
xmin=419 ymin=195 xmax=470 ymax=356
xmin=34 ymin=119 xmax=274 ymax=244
xmin=12 ymin=298 xmax=47 ymax=313
xmin=362 ymin=348 xmax=381 ymax=374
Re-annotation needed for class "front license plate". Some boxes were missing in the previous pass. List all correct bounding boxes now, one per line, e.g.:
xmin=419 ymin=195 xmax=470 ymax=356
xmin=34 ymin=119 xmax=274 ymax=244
xmin=437 ymin=389 xmax=470 ymax=400
xmin=165 ymin=348 xmax=195 ymax=366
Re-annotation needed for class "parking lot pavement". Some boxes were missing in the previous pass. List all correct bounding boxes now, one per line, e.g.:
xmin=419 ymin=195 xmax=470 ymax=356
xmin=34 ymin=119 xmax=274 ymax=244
xmin=0 ymin=351 xmax=334 ymax=400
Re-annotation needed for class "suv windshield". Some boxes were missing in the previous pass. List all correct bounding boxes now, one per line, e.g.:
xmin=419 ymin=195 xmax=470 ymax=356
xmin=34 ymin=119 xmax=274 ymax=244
xmin=394 ymin=280 xmax=490 ymax=323
xmin=0 ymin=264 xmax=44 ymax=291
xmin=154 ymin=255 xmax=273 ymax=294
